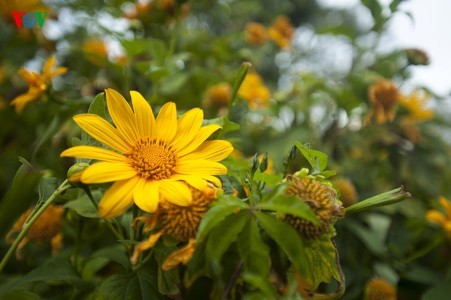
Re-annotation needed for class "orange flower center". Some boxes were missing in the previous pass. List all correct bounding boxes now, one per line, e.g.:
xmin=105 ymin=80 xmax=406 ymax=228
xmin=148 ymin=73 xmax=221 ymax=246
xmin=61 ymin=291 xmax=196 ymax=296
xmin=128 ymin=137 xmax=177 ymax=180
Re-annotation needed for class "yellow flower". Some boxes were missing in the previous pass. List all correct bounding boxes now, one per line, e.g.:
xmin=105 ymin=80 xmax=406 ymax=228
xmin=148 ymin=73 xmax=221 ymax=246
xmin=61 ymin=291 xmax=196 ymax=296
xmin=364 ymin=278 xmax=397 ymax=300
xmin=82 ymin=39 xmax=108 ymax=66
xmin=238 ymin=73 xmax=271 ymax=109
xmin=11 ymin=55 xmax=68 ymax=113
xmin=245 ymin=22 xmax=268 ymax=46
xmin=268 ymin=15 xmax=294 ymax=49
xmin=203 ymin=82 xmax=232 ymax=108
xmin=399 ymin=92 xmax=434 ymax=123
xmin=426 ymin=196 xmax=451 ymax=238
xmin=368 ymin=79 xmax=399 ymax=124
xmin=6 ymin=204 xmax=64 ymax=259
xmin=61 ymin=89 xmax=233 ymax=218
xmin=333 ymin=177 xmax=358 ymax=207
xmin=131 ymin=184 xmax=218 ymax=269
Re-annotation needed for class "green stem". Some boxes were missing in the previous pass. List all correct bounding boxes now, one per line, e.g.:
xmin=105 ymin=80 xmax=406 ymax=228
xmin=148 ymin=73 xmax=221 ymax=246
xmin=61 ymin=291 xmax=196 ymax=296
xmin=0 ymin=180 xmax=71 ymax=272
xmin=82 ymin=186 xmax=127 ymax=248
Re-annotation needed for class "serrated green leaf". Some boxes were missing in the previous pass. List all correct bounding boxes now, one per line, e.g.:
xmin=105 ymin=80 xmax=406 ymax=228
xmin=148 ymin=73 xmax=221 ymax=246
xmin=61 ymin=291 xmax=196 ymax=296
xmin=242 ymin=273 xmax=277 ymax=299
xmin=253 ymin=171 xmax=283 ymax=187
xmin=238 ymin=218 xmax=270 ymax=277
xmin=295 ymin=142 xmax=328 ymax=172
xmin=196 ymin=195 xmax=248 ymax=241
xmin=97 ymin=273 xmax=141 ymax=300
xmin=254 ymin=212 xmax=305 ymax=272
xmin=205 ymin=210 xmax=249 ymax=265
xmin=258 ymin=195 xmax=319 ymax=224
xmin=302 ymin=232 xmax=341 ymax=288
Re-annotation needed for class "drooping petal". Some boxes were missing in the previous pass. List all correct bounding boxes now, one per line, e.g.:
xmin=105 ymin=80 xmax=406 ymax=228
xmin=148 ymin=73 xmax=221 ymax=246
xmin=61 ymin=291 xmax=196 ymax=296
xmin=130 ymin=231 xmax=163 ymax=265
xmin=175 ymin=159 xmax=228 ymax=175
xmin=134 ymin=179 xmax=160 ymax=213
xmin=171 ymin=174 xmax=208 ymax=191
xmin=162 ymin=238 xmax=196 ymax=271
xmin=73 ymin=114 xmax=130 ymax=153
xmin=43 ymin=55 xmax=56 ymax=76
xmin=81 ymin=162 xmax=137 ymax=183
xmin=98 ymin=176 xmax=140 ymax=219
xmin=105 ymin=88 xmax=139 ymax=145
xmin=176 ymin=124 xmax=221 ymax=157
xmin=130 ymin=91 xmax=155 ymax=138
xmin=171 ymin=108 xmax=203 ymax=150
xmin=155 ymin=102 xmax=177 ymax=142
xmin=159 ymin=180 xmax=192 ymax=206
xmin=10 ymin=92 xmax=40 ymax=113
xmin=181 ymin=140 xmax=233 ymax=161
xmin=60 ymin=146 xmax=127 ymax=162
xmin=17 ymin=68 xmax=37 ymax=85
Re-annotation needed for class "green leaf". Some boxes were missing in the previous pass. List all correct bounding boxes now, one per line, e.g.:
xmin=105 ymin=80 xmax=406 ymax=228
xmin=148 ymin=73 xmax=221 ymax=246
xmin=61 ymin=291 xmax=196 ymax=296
xmin=81 ymin=93 xmax=106 ymax=145
xmin=82 ymin=257 xmax=110 ymax=280
xmin=205 ymin=210 xmax=249 ymax=266
xmin=295 ymin=142 xmax=328 ymax=173
xmin=203 ymin=117 xmax=240 ymax=138
xmin=64 ymin=191 xmax=100 ymax=218
xmin=149 ymin=38 xmax=167 ymax=65
xmin=254 ymin=212 xmax=305 ymax=272
xmin=237 ymin=218 xmax=270 ymax=277
xmin=389 ymin=0 xmax=401 ymax=12
xmin=422 ymin=277 xmax=451 ymax=300
xmin=253 ymin=171 xmax=283 ymax=187
xmin=346 ymin=186 xmax=410 ymax=214
xmin=242 ymin=273 xmax=277 ymax=299
xmin=154 ymin=251 xmax=180 ymax=296
xmin=257 ymin=195 xmax=319 ymax=225
xmin=160 ymin=72 xmax=189 ymax=94
xmin=137 ymin=268 xmax=161 ymax=300
xmin=230 ymin=62 xmax=251 ymax=110
xmin=32 ymin=114 xmax=61 ymax=160
xmin=12 ymin=256 xmax=83 ymax=288
xmin=97 ymin=273 xmax=141 ymax=300
xmin=0 ymin=290 xmax=40 ymax=300
xmin=37 ymin=177 xmax=59 ymax=207
xmin=196 ymin=195 xmax=248 ymax=241
xmin=302 ymin=231 xmax=341 ymax=289
xmin=90 ymin=245 xmax=130 ymax=270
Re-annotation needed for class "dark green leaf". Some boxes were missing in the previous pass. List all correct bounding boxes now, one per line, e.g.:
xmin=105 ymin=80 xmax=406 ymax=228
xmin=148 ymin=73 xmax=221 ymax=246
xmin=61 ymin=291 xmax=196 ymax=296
xmin=196 ymin=195 xmax=248 ymax=241
xmin=295 ymin=142 xmax=328 ymax=172
xmin=155 ymin=252 xmax=180 ymax=296
xmin=160 ymin=72 xmax=189 ymax=94
xmin=137 ymin=268 xmax=162 ymax=300
xmin=257 ymin=195 xmax=319 ymax=225
xmin=64 ymin=194 xmax=100 ymax=218
xmin=254 ymin=212 xmax=305 ymax=272
xmin=97 ymin=273 xmax=141 ymax=300
xmin=242 ymin=273 xmax=277 ymax=299
xmin=238 ymin=218 xmax=270 ymax=277
xmin=37 ymin=177 xmax=59 ymax=207
xmin=230 ymin=62 xmax=251 ymax=109
xmin=90 ymin=245 xmax=130 ymax=270
xmin=0 ymin=290 xmax=40 ymax=300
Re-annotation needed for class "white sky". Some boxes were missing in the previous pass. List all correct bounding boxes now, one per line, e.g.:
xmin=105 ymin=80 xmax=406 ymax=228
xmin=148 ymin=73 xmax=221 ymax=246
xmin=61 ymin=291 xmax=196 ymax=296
xmin=319 ymin=0 xmax=451 ymax=96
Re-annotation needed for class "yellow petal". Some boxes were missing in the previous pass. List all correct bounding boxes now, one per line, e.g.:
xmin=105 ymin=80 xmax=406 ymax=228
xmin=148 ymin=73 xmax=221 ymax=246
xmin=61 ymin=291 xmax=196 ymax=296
xmin=73 ymin=114 xmax=130 ymax=153
xmin=171 ymin=108 xmax=203 ymax=150
xmin=202 ymin=175 xmax=222 ymax=188
xmin=11 ymin=92 xmax=40 ymax=113
xmin=60 ymin=146 xmax=127 ymax=162
xmin=171 ymin=174 xmax=208 ymax=191
xmin=130 ymin=91 xmax=155 ymax=138
xmin=43 ymin=55 xmax=56 ymax=76
xmin=162 ymin=238 xmax=196 ymax=271
xmin=426 ymin=210 xmax=447 ymax=226
xmin=99 ymin=176 xmax=140 ymax=219
xmin=177 ymin=124 xmax=221 ymax=157
xmin=181 ymin=140 xmax=233 ymax=161
xmin=105 ymin=88 xmax=139 ymax=145
xmin=81 ymin=162 xmax=137 ymax=183
xmin=134 ymin=179 xmax=160 ymax=213
xmin=17 ymin=68 xmax=36 ymax=84
xmin=176 ymin=159 xmax=227 ymax=176
xmin=159 ymin=180 xmax=192 ymax=206
xmin=130 ymin=231 xmax=163 ymax=265
xmin=439 ymin=196 xmax=451 ymax=218
xmin=50 ymin=67 xmax=68 ymax=78
xmin=155 ymin=102 xmax=177 ymax=142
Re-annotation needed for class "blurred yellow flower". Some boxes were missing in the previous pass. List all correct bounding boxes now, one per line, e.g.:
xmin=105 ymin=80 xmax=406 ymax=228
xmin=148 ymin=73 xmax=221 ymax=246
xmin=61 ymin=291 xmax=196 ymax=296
xmin=368 ymin=79 xmax=399 ymax=124
xmin=203 ymin=82 xmax=232 ymax=108
xmin=11 ymin=55 xmax=68 ymax=113
xmin=123 ymin=1 xmax=152 ymax=20
xmin=245 ymin=22 xmax=268 ymax=46
xmin=131 ymin=184 xmax=218 ymax=269
xmin=333 ymin=177 xmax=358 ymax=207
xmin=6 ymin=204 xmax=64 ymax=259
xmin=82 ymin=39 xmax=108 ymax=66
xmin=426 ymin=196 xmax=451 ymax=238
xmin=399 ymin=92 xmax=434 ymax=123
xmin=268 ymin=15 xmax=294 ymax=49
xmin=364 ymin=277 xmax=397 ymax=300
xmin=61 ymin=89 xmax=233 ymax=218
xmin=238 ymin=72 xmax=271 ymax=109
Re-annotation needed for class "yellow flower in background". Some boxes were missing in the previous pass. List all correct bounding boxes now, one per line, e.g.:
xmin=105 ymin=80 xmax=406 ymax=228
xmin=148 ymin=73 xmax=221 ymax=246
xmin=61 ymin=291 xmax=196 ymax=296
xmin=11 ymin=55 xmax=68 ymax=113
xmin=123 ymin=0 xmax=152 ymax=20
xmin=245 ymin=22 xmax=268 ymax=46
xmin=268 ymin=15 xmax=294 ymax=49
xmin=6 ymin=204 xmax=64 ymax=259
xmin=61 ymin=89 xmax=233 ymax=218
xmin=238 ymin=72 xmax=271 ymax=109
xmin=333 ymin=177 xmax=358 ymax=207
xmin=364 ymin=277 xmax=397 ymax=300
xmin=203 ymin=82 xmax=232 ymax=108
xmin=399 ymin=92 xmax=434 ymax=123
xmin=368 ymin=79 xmax=399 ymax=124
xmin=82 ymin=39 xmax=108 ymax=66
xmin=131 ymin=183 xmax=218 ymax=269
xmin=426 ymin=196 xmax=451 ymax=238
